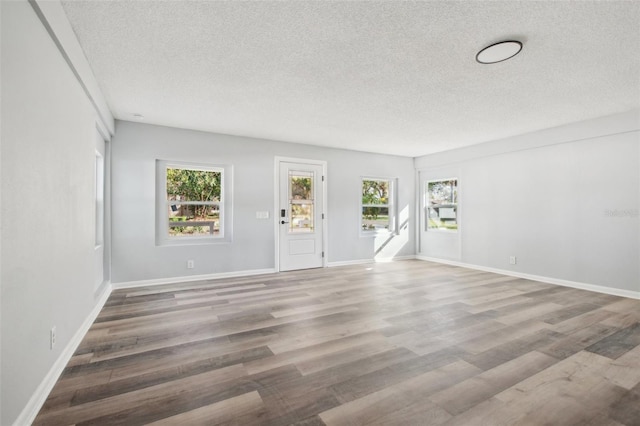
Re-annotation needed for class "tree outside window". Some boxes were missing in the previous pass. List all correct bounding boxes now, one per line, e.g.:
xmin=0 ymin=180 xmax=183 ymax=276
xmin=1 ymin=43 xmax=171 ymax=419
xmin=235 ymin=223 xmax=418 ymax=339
xmin=427 ymin=179 xmax=458 ymax=231
xmin=166 ymin=167 xmax=223 ymax=237
xmin=362 ymin=178 xmax=393 ymax=232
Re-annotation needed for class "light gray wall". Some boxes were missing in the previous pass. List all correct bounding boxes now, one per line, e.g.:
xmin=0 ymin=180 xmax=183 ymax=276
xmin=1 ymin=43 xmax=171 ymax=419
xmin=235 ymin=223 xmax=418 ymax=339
xmin=416 ymin=110 xmax=640 ymax=293
xmin=111 ymin=121 xmax=415 ymax=283
xmin=1 ymin=1 xmax=109 ymax=424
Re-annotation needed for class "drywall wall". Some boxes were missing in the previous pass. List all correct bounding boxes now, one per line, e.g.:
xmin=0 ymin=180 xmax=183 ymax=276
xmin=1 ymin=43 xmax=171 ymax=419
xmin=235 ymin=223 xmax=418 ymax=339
xmin=416 ymin=111 xmax=640 ymax=293
xmin=111 ymin=121 xmax=415 ymax=283
xmin=1 ymin=1 xmax=110 ymax=423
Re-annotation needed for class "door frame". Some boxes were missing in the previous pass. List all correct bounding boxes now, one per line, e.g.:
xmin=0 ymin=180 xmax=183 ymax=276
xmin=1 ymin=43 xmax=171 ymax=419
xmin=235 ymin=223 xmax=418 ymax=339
xmin=274 ymin=156 xmax=328 ymax=272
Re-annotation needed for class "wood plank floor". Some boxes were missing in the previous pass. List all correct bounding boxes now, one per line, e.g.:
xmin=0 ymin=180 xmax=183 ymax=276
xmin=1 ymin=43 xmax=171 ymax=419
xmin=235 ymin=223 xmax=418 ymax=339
xmin=35 ymin=260 xmax=640 ymax=425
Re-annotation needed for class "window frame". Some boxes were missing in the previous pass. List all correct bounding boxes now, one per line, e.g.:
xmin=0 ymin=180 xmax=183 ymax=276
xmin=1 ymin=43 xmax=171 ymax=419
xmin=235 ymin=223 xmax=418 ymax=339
xmin=360 ymin=177 xmax=397 ymax=236
xmin=426 ymin=177 xmax=458 ymax=233
xmin=156 ymin=160 xmax=233 ymax=245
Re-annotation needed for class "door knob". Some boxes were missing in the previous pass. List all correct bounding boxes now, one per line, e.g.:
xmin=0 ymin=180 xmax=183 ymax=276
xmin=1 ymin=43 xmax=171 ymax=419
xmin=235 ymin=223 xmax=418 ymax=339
xmin=280 ymin=220 xmax=289 ymax=224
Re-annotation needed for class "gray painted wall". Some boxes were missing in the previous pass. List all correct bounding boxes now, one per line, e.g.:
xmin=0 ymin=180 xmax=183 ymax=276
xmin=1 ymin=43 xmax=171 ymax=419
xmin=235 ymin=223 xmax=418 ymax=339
xmin=416 ymin=111 xmax=640 ymax=293
xmin=111 ymin=121 xmax=416 ymax=283
xmin=0 ymin=2 xmax=109 ymax=424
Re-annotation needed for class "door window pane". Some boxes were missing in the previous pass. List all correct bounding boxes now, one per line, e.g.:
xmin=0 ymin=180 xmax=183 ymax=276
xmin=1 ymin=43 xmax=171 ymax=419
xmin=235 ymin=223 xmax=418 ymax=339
xmin=289 ymin=171 xmax=314 ymax=233
xmin=290 ymin=171 xmax=313 ymax=200
xmin=290 ymin=203 xmax=314 ymax=232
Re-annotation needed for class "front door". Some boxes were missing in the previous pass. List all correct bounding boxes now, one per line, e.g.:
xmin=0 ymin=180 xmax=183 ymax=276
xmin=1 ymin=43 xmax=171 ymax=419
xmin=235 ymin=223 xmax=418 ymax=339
xmin=278 ymin=161 xmax=325 ymax=271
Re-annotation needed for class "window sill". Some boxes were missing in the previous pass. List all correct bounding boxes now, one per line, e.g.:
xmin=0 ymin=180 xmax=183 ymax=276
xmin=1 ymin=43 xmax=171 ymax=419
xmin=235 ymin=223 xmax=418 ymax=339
xmin=360 ymin=229 xmax=396 ymax=238
xmin=156 ymin=236 xmax=232 ymax=246
xmin=427 ymin=228 xmax=459 ymax=234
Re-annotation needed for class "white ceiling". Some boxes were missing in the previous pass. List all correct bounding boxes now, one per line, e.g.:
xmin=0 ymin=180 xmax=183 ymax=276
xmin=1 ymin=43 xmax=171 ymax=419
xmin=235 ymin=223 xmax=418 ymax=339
xmin=61 ymin=0 xmax=640 ymax=157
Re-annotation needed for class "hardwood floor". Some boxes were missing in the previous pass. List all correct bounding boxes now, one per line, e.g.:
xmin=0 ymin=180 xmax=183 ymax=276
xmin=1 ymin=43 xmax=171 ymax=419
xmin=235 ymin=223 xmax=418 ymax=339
xmin=35 ymin=260 xmax=640 ymax=425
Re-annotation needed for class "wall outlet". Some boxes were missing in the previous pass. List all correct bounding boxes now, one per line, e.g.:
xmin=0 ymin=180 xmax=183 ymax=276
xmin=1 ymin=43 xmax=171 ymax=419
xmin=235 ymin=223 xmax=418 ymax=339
xmin=509 ymin=256 xmax=517 ymax=265
xmin=50 ymin=326 xmax=56 ymax=350
xmin=187 ymin=260 xmax=195 ymax=269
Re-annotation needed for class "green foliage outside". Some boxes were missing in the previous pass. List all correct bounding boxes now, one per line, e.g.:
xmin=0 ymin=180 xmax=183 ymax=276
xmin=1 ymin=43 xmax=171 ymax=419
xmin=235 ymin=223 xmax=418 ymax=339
xmin=291 ymin=176 xmax=312 ymax=200
xmin=362 ymin=180 xmax=389 ymax=221
xmin=428 ymin=180 xmax=457 ymax=205
xmin=167 ymin=168 xmax=221 ymax=219
xmin=428 ymin=217 xmax=458 ymax=230
xmin=427 ymin=179 xmax=458 ymax=231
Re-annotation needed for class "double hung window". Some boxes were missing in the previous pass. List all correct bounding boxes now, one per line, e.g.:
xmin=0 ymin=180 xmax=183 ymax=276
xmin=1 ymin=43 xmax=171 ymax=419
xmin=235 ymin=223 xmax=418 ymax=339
xmin=426 ymin=179 xmax=458 ymax=231
xmin=157 ymin=161 xmax=232 ymax=244
xmin=361 ymin=178 xmax=395 ymax=233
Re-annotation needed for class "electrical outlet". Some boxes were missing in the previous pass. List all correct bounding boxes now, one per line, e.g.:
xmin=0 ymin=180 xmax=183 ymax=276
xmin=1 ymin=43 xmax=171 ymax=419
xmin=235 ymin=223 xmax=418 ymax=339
xmin=50 ymin=326 xmax=56 ymax=350
xmin=187 ymin=260 xmax=195 ymax=269
xmin=510 ymin=256 xmax=517 ymax=265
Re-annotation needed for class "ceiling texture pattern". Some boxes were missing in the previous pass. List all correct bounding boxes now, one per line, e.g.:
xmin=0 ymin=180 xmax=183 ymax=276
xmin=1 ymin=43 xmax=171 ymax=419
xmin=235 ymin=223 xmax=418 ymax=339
xmin=61 ymin=0 xmax=640 ymax=157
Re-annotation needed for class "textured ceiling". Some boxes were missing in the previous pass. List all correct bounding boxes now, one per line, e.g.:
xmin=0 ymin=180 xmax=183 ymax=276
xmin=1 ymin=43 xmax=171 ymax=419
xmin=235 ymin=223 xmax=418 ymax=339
xmin=61 ymin=0 xmax=640 ymax=157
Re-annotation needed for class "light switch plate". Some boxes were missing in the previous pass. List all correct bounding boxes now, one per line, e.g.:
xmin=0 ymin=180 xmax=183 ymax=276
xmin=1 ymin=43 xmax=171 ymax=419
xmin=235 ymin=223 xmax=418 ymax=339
xmin=256 ymin=211 xmax=270 ymax=219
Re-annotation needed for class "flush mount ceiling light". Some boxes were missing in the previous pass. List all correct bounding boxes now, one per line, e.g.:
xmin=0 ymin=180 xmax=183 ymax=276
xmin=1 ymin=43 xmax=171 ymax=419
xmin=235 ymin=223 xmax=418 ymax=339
xmin=476 ymin=40 xmax=523 ymax=64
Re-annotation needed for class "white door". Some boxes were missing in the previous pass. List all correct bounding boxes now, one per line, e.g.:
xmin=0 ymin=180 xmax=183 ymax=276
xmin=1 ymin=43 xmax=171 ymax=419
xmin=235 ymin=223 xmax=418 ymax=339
xmin=278 ymin=161 xmax=324 ymax=271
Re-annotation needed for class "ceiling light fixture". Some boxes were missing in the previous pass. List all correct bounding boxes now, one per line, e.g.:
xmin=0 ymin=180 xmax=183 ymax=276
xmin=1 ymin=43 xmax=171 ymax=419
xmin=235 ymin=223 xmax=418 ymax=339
xmin=476 ymin=40 xmax=523 ymax=64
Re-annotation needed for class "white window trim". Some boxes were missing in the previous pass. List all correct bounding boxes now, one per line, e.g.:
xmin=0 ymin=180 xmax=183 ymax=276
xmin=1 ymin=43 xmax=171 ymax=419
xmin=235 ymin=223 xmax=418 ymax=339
xmin=426 ymin=177 xmax=458 ymax=233
xmin=360 ymin=177 xmax=397 ymax=236
xmin=156 ymin=160 xmax=233 ymax=246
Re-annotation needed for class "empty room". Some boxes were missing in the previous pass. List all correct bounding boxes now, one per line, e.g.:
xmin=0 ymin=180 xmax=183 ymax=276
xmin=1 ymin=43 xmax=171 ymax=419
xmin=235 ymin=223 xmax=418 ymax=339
xmin=1 ymin=0 xmax=639 ymax=425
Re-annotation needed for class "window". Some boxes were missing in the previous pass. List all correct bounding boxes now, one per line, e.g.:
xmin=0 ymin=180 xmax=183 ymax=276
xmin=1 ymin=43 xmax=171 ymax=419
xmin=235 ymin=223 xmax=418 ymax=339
xmin=157 ymin=161 xmax=232 ymax=244
xmin=427 ymin=179 xmax=458 ymax=231
xmin=361 ymin=178 xmax=395 ymax=233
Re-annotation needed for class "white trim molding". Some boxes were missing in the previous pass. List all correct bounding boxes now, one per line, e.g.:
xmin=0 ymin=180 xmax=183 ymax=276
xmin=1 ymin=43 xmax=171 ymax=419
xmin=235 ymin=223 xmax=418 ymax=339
xmin=14 ymin=282 xmax=113 ymax=426
xmin=417 ymin=256 xmax=640 ymax=300
xmin=155 ymin=160 xmax=233 ymax=246
xmin=327 ymin=259 xmax=375 ymax=268
xmin=328 ymin=255 xmax=416 ymax=268
xmin=375 ymin=255 xmax=417 ymax=263
xmin=112 ymin=268 xmax=277 ymax=290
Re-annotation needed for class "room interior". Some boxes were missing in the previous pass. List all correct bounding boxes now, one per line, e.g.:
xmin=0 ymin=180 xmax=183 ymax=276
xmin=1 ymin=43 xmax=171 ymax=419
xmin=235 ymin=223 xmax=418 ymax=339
xmin=1 ymin=0 xmax=639 ymax=424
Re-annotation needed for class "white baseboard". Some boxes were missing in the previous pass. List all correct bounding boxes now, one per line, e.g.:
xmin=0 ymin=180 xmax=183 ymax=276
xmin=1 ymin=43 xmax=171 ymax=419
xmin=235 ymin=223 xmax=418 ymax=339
xmin=328 ymin=255 xmax=417 ymax=268
xmin=327 ymin=259 xmax=375 ymax=267
xmin=112 ymin=268 xmax=277 ymax=290
xmin=416 ymin=256 xmax=640 ymax=300
xmin=375 ymin=255 xmax=417 ymax=263
xmin=14 ymin=282 xmax=113 ymax=426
